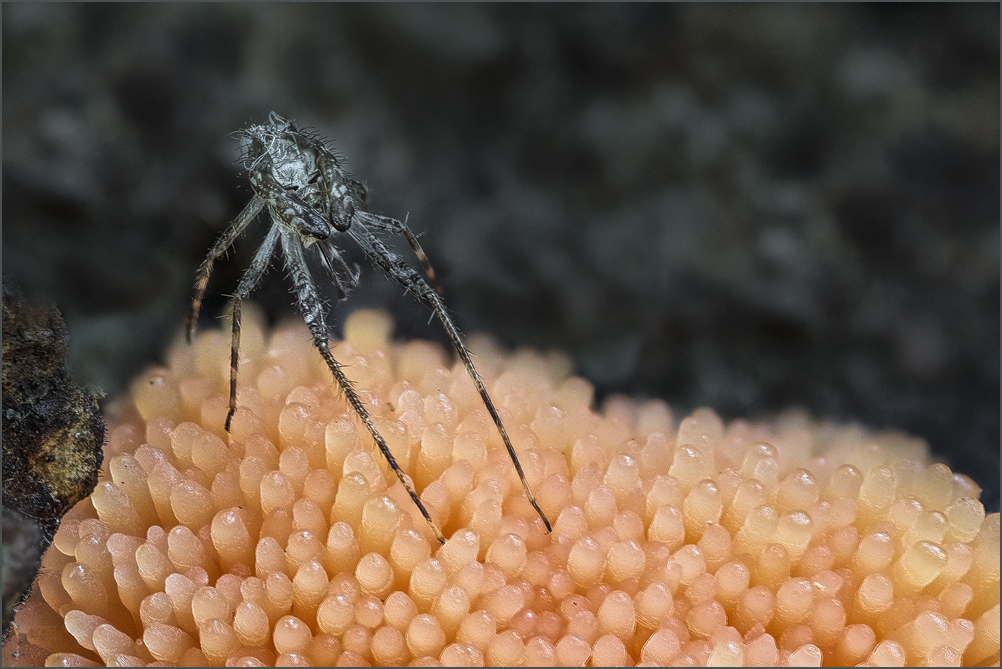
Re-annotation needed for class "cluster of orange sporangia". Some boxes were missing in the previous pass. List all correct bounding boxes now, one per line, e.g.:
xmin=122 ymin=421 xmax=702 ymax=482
xmin=4 ymin=309 xmax=998 ymax=667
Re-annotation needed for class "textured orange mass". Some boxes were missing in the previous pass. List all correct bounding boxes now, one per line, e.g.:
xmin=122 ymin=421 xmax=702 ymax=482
xmin=4 ymin=308 xmax=999 ymax=667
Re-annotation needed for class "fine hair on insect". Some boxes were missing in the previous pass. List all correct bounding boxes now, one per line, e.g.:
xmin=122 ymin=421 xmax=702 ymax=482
xmin=187 ymin=112 xmax=551 ymax=544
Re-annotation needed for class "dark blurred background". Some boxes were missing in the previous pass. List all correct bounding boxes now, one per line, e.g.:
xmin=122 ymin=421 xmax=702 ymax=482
xmin=3 ymin=4 xmax=998 ymax=510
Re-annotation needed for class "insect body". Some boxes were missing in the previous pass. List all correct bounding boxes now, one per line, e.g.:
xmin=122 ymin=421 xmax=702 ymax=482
xmin=187 ymin=112 xmax=551 ymax=543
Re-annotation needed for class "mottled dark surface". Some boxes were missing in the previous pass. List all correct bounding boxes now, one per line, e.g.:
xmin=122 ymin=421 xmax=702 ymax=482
xmin=2 ymin=507 xmax=44 ymax=640
xmin=1 ymin=282 xmax=105 ymax=638
xmin=3 ymin=4 xmax=998 ymax=509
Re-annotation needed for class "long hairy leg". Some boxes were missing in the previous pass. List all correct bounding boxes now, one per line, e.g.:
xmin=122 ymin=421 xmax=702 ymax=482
xmin=427 ymin=290 xmax=552 ymax=532
xmin=358 ymin=211 xmax=443 ymax=295
xmin=350 ymin=223 xmax=552 ymax=532
xmin=224 ymin=223 xmax=281 ymax=432
xmin=316 ymin=241 xmax=360 ymax=300
xmin=187 ymin=195 xmax=266 ymax=342
xmin=281 ymin=231 xmax=447 ymax=544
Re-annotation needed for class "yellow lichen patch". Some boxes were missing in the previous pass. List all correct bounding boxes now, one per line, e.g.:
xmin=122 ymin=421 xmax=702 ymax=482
xmin=4 ymin=308 xmax=999 ymax=667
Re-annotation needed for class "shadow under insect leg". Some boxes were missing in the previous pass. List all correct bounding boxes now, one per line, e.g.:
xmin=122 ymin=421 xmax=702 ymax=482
xmin=187 ymin=195 xmax=266 ymax=342
xmin=224 ymin=223 xmax=280 ymax=432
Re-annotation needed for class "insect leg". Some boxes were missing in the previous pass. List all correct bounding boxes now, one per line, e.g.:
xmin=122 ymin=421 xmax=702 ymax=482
xmin=358 ymin=212 xmax=443 ymax=296
xmin=280 ymin=230 xmax=447 ymax=544
xmin=349 ymin=224 xmax=552 ymax=533
xmin=426 ymin=290 xmax=552 ymax=532
xmin=224 ymin=223 xmax=281 ymax=432
xmin=187 ymin=195 xmax=266 ymax=342
xmin=316 ymin=241 xmax=360 ymax=300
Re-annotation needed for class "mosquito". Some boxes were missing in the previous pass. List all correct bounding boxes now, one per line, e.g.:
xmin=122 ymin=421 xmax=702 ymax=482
xmin=186 ymin=112 xmax=551 ymax=544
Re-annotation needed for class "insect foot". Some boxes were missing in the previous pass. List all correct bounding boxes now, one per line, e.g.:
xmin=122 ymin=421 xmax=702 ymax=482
xmin=187 ymin=112 xmax=551 ymax=543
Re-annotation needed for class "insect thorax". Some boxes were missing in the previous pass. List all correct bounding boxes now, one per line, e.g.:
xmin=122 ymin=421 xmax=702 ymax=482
xmin=242 ymin=114 xmax=358 ymax=232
